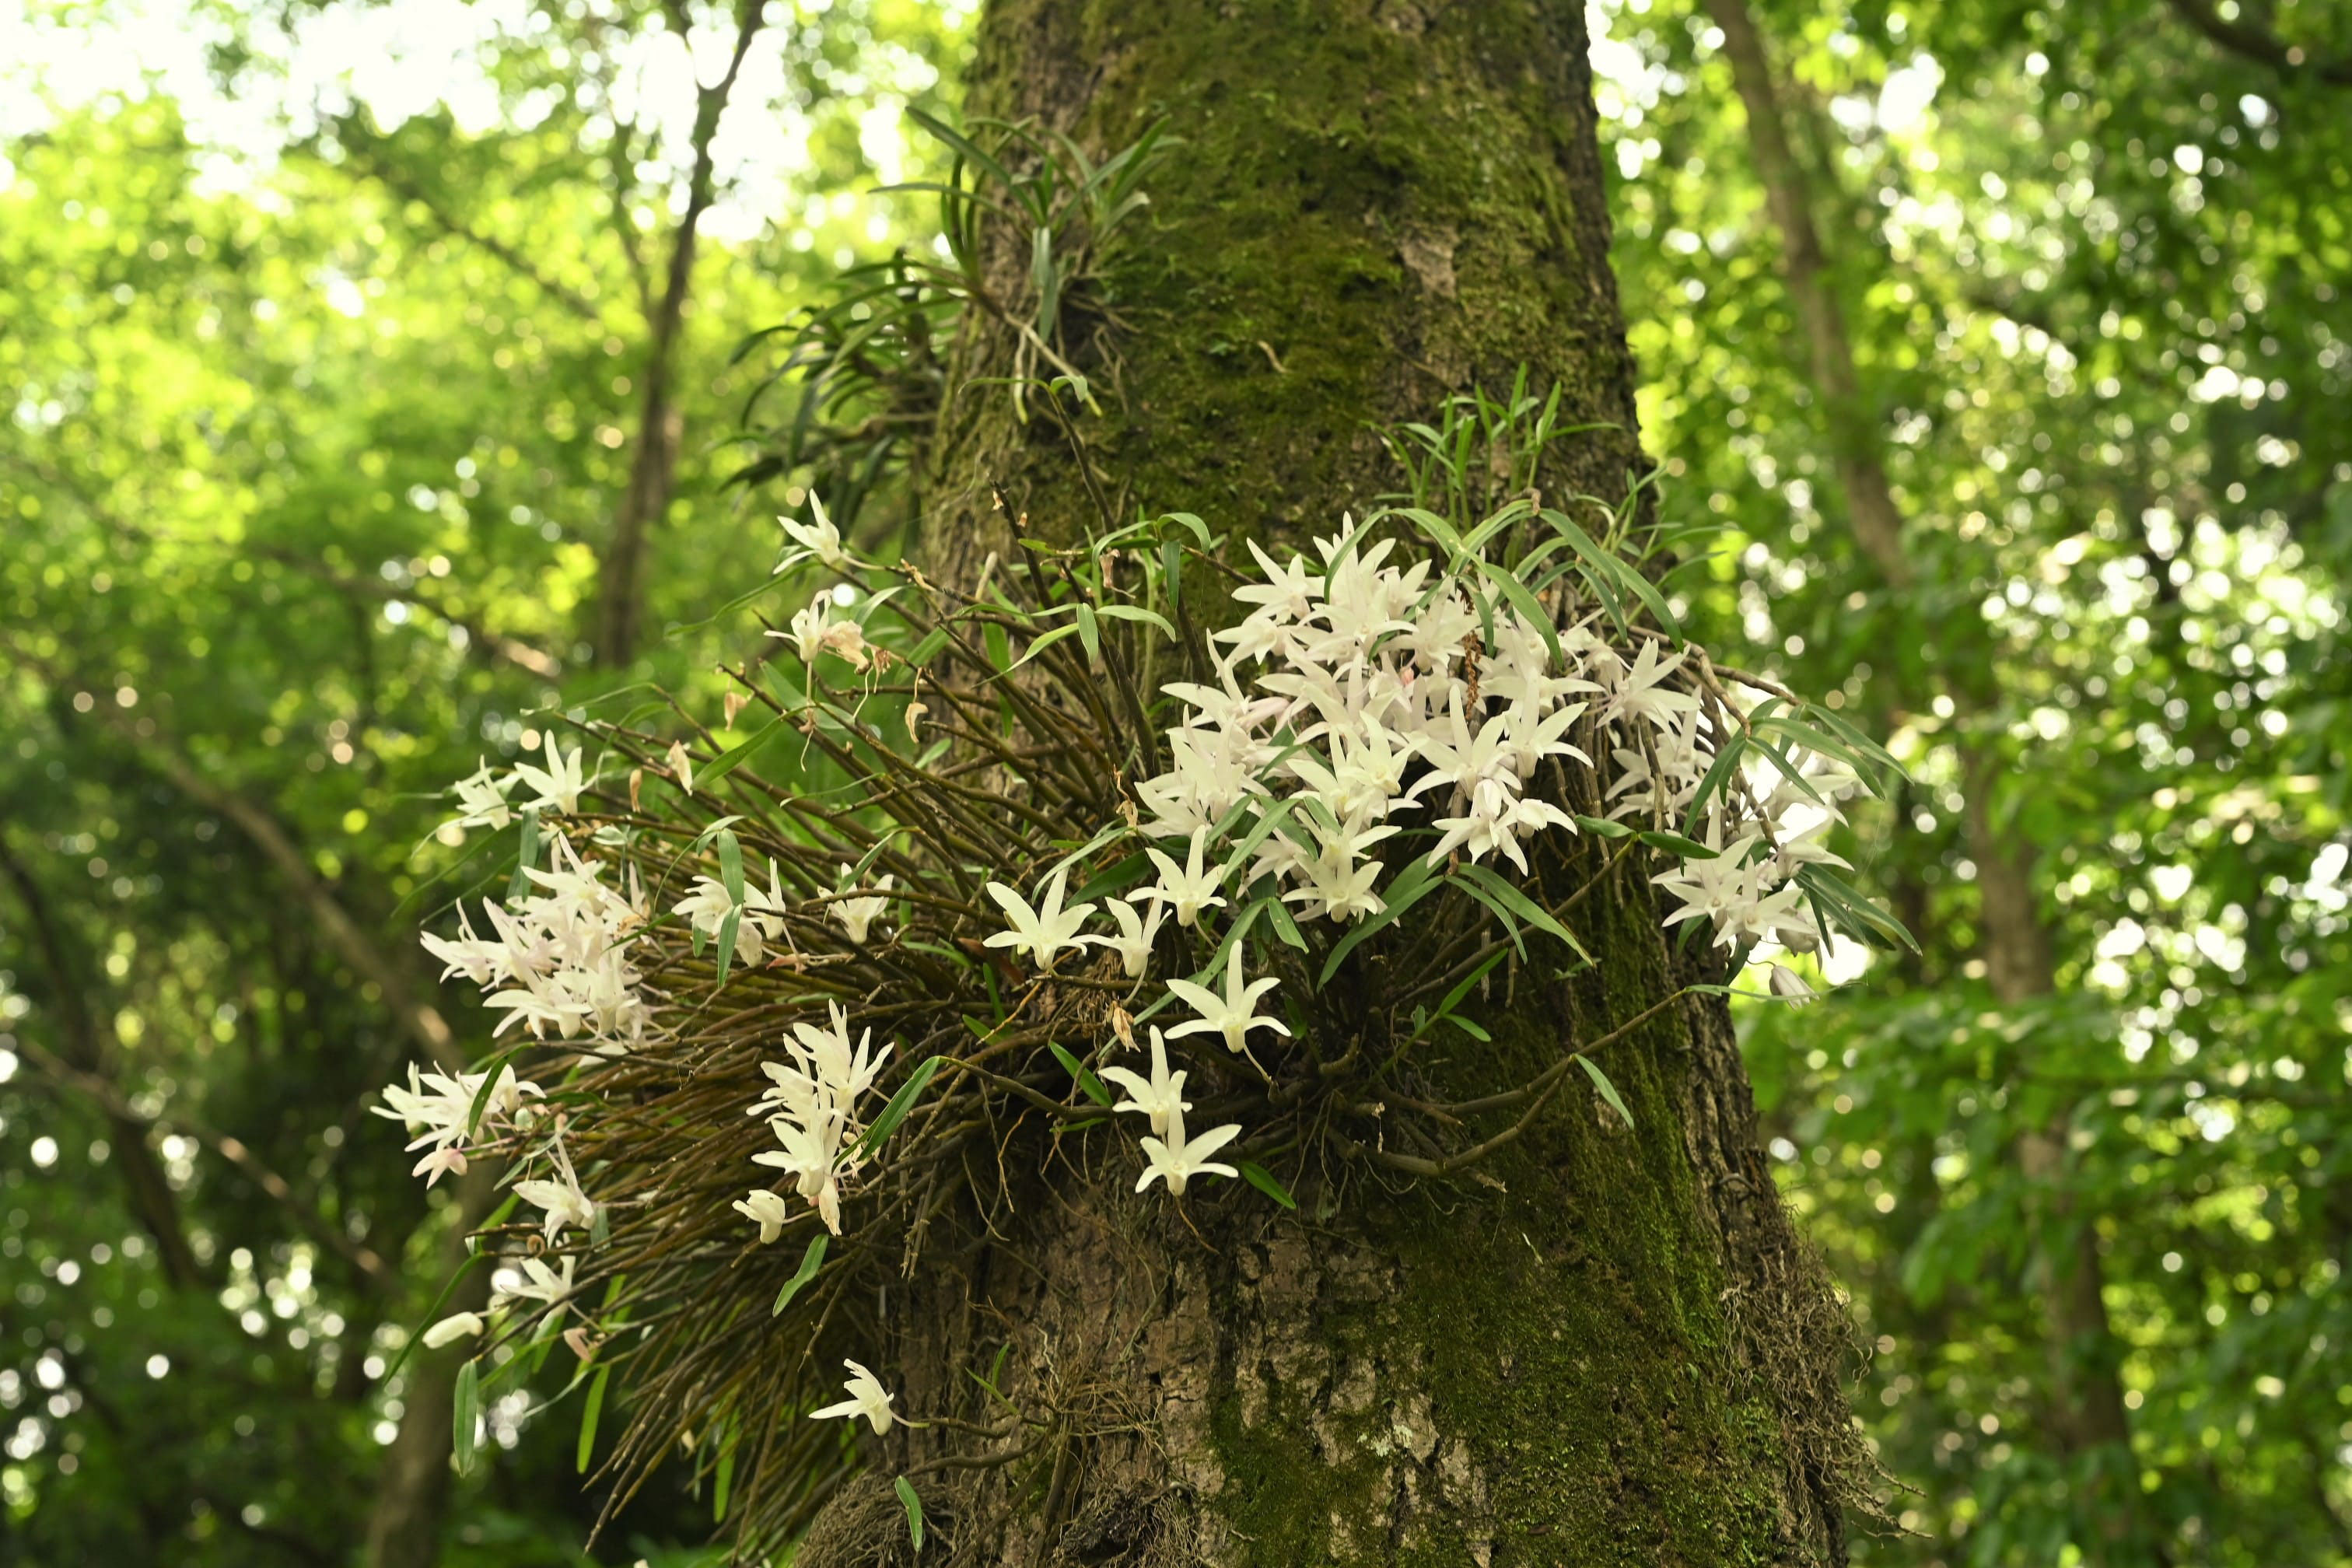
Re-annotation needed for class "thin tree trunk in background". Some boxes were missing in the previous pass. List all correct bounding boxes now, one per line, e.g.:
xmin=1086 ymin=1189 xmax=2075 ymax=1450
xmin=592 ymin=0 xmax=764 ymax=669
xmin=789 ymin=2 xmax=1865 ymax=1562
xmin=362 ymin=1159 xmax=502 ymax=1568
xmin=138 ymin=734 xmax=511 ymax=1567
xmin=1973 ymin=781 xmax=2145 ymax=1536
xmin=1705 ymin=0 xmax=2155 ymax=1557
xmin=1703 ymin=0 xmax=1910 ymax=593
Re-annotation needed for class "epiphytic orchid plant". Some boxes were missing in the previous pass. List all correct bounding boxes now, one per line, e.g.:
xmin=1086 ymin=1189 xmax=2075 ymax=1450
xmin=377 ymin=386 xmax=1906 ymax=1548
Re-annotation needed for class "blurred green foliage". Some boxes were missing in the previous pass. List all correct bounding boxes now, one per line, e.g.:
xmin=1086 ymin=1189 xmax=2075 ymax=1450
xmin=1598 ymin=0 xmax=2352 ymax=1561
xmin=0 ymin=0 xmax=967 ymax=1559
xmin=0 ymin=0 xmax=2347 ymax=1563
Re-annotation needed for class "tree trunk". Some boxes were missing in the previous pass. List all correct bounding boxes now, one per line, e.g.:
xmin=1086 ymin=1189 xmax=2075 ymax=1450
xmin=593 ymin=0 xmax=765 ymax=669
xmin=791 ymin=2 xmax=1864 ymax=1563
xmin=1701 ymin=0 xmax=1909 ymax=593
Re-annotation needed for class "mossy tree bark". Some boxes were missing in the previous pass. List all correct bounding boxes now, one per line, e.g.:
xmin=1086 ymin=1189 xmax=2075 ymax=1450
xmin=796 ymin=2 xmax=1864 ymax=1563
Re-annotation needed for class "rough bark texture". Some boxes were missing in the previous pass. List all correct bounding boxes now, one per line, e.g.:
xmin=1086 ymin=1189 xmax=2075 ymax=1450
xmin=784 ymin=2 xmax=1864 ymax=1564
xmin=825 ymin=861 xmax=1861 ymax=1567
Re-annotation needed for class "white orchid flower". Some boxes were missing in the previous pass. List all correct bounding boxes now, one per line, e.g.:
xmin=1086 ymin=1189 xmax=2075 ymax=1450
xmin=982 ymin=864 xmax=1096 ymax=972
xmin=810 ymin=1360 xmax=895 ymax=1435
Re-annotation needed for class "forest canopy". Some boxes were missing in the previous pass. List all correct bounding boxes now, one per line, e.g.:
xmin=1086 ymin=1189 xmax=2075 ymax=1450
xmin=1 ymin=0 xmax=2347 ymax=1564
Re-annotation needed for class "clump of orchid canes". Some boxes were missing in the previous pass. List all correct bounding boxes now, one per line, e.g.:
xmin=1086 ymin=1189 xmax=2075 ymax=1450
xmin=380 ymin=407 xmax=1904 ymax=1550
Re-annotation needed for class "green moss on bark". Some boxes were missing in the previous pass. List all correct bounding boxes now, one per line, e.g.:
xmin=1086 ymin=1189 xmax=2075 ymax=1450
xmin=1203 ymin=874 xmax=1804 ymax=1566
xmin=933 ymin=0 xmax=1648 ymax=557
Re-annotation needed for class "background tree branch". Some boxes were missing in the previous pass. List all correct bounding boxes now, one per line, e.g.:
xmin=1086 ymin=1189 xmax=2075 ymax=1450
xmin=2165 ymin=0 xmax=2352 ymax=86
xmin=593 ymin=0 xmax=766 ymax=667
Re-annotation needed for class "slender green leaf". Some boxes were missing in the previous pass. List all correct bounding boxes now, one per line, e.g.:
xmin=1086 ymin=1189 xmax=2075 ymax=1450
xmin=1264 ymin=893 xmax=1308 ymax=953
xmin=1048 ymin=1041 xmax=1113 ymax=1107
xmin=845 ymin=827 xmax=909 ymax=891
xmin=1006 ymin=621 xmax=1083 ymax=671
xmin=714 ymin=908 xmax=740 ymax=987
xmin=576 ymin=1364 xmax=610 ymax=1473
xmin=1541 ymin=506 xmax=1679 ymax=638
xmin=1472 ymin=555 xmax=1565 ymax=663
xmin=1398 ymin=504 xmax=1468 ymax=560
xmin=698 ymin=712 xmax=786 ymax=788
xmin=716 ymin=828 xmax=744 ymax=903
xmin=1435 ymin=949 xmax=1509 ymax=1021
xmin=452 ymin=1360 xmax=480 ymax=1472
xmin=1202 ymin=894 xmax=1270 ymax=981
xmin=852 ymin=1055 xmax=943 ymax=1160
xmin=1069 ymin=850 xmax=1151 ymax=906
xmin=1216 ymin=800 xmax=1296 ymax=887
xmin=690 ymin=814 xmax=750 ymax=849
xmin=380 ymin=1252 xmax=487 ymax=1385
xmin=1801 ymin=702 xmax=1911 ymax=782
xmin=1795 ymin=866 xmax=1920 ymax=953
xmin=1318 ymin=856 xmax=1441 ymax=985
xmin=1157 ymin=510 xmax=1214 ymax=551
xmin=712 ymin=1425 xmax=737 ymax=1522
xmin=896 ymin=1475 xmax=926 ymax=1550
xmin=906 ymin=107 xmax=1034 ymax=222
xmin=464 ymin=1048 xmax=513 ymax=1135
xmin=1450 ymin=876 xmax=1529 ymax=962
xmin=1638 ymin=828 xmax=1719 ymax=859
xmin=1682 ymin=730 xmax=1750 ymax=835
xmin=1452 ymin=862 xmax=1594 ymax=962
xmin=1238 ymin=1160 xmax=1298 ymax=1211
xmin=506 ymin=808 xmax=541 ymax=904
xmin=772 ymin=1234 xmax=829 ymax=1316
xmin=1094 ymin=603 xmax=1176 ymax=637
xmin=1577 ymin=1055 xmax=1634 ymax=1130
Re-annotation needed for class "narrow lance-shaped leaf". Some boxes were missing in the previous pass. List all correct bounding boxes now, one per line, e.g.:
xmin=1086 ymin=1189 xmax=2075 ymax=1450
xmin=1239 ymin=1160 xmax=1299 ymax=1211
xmin=576 ymin=1364 xmax=610 ymax=1474
xmin=896 ymin=1475 xmax=927 ymax=1550
xmin=1048 ymin=1041 xmax=1114 ymax=1108
xmin=1577 ymin=1055 xmax=1634 ymax=1131
xmin=452 ymin=1360 xmax=480 ymax=1473
xmin=507 ymin=808 xmax=541 ymax=905
xmin=773 ymin=1234 xmax=829 ymax=1316
xmin=1452 ymin=861 xmax=1593 ymax=964
xmin=852 ymin=1055 xmax=943 ymax=1161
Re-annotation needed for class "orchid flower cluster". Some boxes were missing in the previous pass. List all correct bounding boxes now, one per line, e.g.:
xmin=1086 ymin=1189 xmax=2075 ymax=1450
xmin=373 ymin=1058 xmax=541 ymax=1191
xmin=964 ymin=525 xmax=1878 ymax=1199
xmin=371 ymin=1055 xmax=600 ymax=1346
xmin=418 ymin=826 xmax=655 ymax=1049
xmin=741 ymin=1001 xmax=888 ymax=1236
xmin=445 ymin=730 xmax=588 ymax=828
xmin=383 ymin=739 xmax=652 ymax=1353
